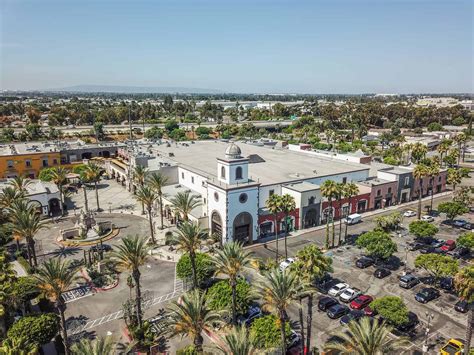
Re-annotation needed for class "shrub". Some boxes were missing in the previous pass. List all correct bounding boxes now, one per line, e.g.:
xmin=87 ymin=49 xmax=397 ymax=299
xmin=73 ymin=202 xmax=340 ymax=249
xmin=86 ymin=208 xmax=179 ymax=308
xmin=176 ymin=253 xmax=214 ymax=287
xmin=250 ymin=314 xmax=291 ymax=349
xmin=7 ymin=313 xmax=59 ymax=347
xmin=427 ymin=122 xmax=443 ymax=132
xmin=207 ymin=279 xmax=251 ymax=315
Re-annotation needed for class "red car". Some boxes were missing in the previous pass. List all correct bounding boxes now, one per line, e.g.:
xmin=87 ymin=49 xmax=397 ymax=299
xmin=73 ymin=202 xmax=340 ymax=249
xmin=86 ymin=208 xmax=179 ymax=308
xmin=363 ymin=306 xmax=377 ymax=317
xmin=441 ymin=240 xmax=456 ymax=252
xmin=350 ymin=295 xmax=374 ymax=310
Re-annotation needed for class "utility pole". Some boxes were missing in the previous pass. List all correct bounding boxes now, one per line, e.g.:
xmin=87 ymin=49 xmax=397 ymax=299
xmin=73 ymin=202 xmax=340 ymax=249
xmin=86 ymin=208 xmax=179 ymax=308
xmin=128 ymin=106 xmax=133 ymax=141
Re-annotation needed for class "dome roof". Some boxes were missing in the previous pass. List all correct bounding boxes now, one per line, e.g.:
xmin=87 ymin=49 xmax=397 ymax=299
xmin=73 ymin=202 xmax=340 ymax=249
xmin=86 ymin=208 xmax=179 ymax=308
xmin=225 ymin=143 xmax=242 ymax=159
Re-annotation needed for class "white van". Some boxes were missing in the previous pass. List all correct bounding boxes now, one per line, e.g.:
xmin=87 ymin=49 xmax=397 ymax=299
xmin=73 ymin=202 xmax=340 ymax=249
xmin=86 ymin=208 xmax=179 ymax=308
xmin=345 ymin=213 xmax=362 ymax=225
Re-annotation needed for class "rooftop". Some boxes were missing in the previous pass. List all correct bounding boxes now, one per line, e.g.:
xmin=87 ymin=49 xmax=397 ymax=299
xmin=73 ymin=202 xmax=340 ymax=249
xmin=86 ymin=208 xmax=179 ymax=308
xmin=0 ymin=140 xmax=125 ymax=156
xmin=283 ymin=181 xmax=320 ymax=192
xmin=357 ymin=177 xmax=393 ymax=187
xmin=0 ymin=179 xmax=59 ymax=196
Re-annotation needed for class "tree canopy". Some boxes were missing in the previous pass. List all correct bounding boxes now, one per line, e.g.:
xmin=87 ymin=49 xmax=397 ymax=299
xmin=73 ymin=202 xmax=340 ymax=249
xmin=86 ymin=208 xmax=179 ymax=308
xmin=414 ymin=254 xmax=459 ymax=281
xmin=438 ymin=202 xmax=468 ymax=221
xmin=7 ymin=313 xmax=59 ymax=347
xmin=409 ymin=220 xmax=439 ymax=239
xmin=457 ymin=232 xmax=474 ymax=250
xmin=370 ymin=296 xmax=409 ymax=326
xmin=356 ymin=231 xmax=397 ymax=260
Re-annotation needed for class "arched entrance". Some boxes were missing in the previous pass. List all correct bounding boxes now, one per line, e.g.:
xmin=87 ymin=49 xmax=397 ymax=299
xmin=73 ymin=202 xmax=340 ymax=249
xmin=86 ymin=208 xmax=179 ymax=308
xmin=81 ymin=152 xmax=92 ymax=160
xmin=102 ymin=151 xmax=111 ymax=158
xmin=233 ymin=212 xmax=253 ymax=244
xmin=29 ymin=200 xmax=43 ymax=215
xmin=48 ymin=198 xmax=61 ymax=216
xmin=211 ymin=211 xmax=222 ymax=239
xmin=304 ymin=208 xmax=318 ymax=228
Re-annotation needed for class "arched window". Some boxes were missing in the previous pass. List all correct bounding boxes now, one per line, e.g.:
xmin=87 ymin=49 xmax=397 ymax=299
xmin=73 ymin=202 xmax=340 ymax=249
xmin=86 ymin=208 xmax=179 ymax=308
xmin=236 ymin=166 xmax=243 ymax=180
xmin=221 ymin=166 xmax=226 ymax=178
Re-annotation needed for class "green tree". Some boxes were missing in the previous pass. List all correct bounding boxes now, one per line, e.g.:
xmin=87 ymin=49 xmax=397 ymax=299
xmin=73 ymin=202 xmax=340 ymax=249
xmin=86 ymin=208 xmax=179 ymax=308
xmin=49 ymin=167 xmax=69 ymax=215
xmin=265 ymin=193 xmax=283 ymax=261
xmin=0 ymin=335 xmax=38 ymax=354
xmin=321 ymin=180 xmax=338 ymax=249
xmin=93 ymin=121 xmax=105 ymax=140
xmin=413 ymin=164 xmax=429 ymax=219
xmin=132 ymin=165 xmax=148 ymax=214
xmin=343 ymin=183 xmax=359 ymax=241
xmin=71 ymin=336 xmax=116 ymax=355
xmin=170 ymin=191 xmax=202 ymax=222
xmin=249 ymin=314 xmax=291 ymax=350
xmin=147 ymin=172 xmax=168 ymax=229
xmin=83 ymin=163 xmax=102 ymax=212
xmin=280 ymin=194 xmax=296 ymax=258
xmin=164 ymin=119 xmax=179 ymax=132
xmin=111 ymin=235 xmax=150 ymax=330
xmin=356 ymin=231 xmax=397 ymax=261
xmin=144 ymin=126 xmax=164 ymax=140
xmin=134 ymin=186 xmax=157 ymax=244
xmin=457 ymin=232 xmax=474 ymax=251
xmin=172 ymin=222 xmax=207 ymax=289
xmin=409 ymin=220 xmax=439 ymax=240
xmin=33 ymin=259 xmax=79 ymax=355
xmin=324 ymin=317 xmax=409 ymax=354
xmin=370 ymin=296 xmax=409 ymax=326
xmin=176 ymin=252 xmax=214 ymax=288
xmin=207 ymin=279 xmax=251 ymax=316
xmin=6 ymin=313 xmax=58 ymax=350
xmin=210 ymin=241 xmax=254 ymax=324
xmin=447 ymin=168 xmax=462 ymax=191
xmin=213 ymin=325 xmax=258 ymax=355
xmin=438 ymin=201 xmax=468 ymax=221
xmin=454 ymin=266 xmax=473 ymax=353
xmin=414 ymin=254 xmax=459 ymax=284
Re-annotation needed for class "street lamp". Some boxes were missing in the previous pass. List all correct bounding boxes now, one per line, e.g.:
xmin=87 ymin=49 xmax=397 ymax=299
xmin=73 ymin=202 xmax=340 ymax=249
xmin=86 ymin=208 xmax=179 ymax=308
xmin=423 ymin=312 xmax=435 ymax=353
xmin=404 ymin=244 xmax=409 ymax=273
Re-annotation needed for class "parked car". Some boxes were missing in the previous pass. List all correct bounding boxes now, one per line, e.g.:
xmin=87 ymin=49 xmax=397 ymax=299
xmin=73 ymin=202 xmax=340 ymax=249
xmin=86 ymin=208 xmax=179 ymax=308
xmin=287 ymin=330 xmax=301 ymax=349
xmin=395 ymin=312 xmax=419 ymax=333
xmin=340 ymin=309 xmax=365 ymax=325
xmin=404 ymin=210 xmax=417 ymax=217
xmin=440 ymin=240 xmax=456 ymax=252
xmin=345 ymin=213 xmax=362 ymax=225
xmin=454 ymin=299 xmax=469 ymax=313
xmin=355 ymin=256 xmax=374 ymax=269
xmin=237 ymin=305 xmax=262 ymax=326
xmin=440 ymin=277 xmax=454 ymax=291
xmin=363 ymin=306 xmax=377 ymax=317
xmin=339 ymin=288 xmax=361 ymax=303
xmin=448 ymin=247 xmax=470 ymax=259
xmin=350 ymin=295 xmax=373 ymax=310
xmin=315 ymin=277 xmax=341 ymax=294
xmin=453 ymin=220 xmax=468 ymax=228
xmin=419 ymin=246 xmax=436 ymax=254
xmin=327 ymin=304 xmax=350 ymax=319
xmin=415 ymin=287 xmax=440 ymax=303
xmin=318 ymin=296 xmax=339 ymax=311
xmin=399 ymin=274 xmax=420 ymax=289
xmin=279 ymin=258 xmax=295 ymax=271
xmin=461 ymin=222 xmax=472 ymax=230
xmin=374 ymin=268 xmax=391 ymax=279
xmin=440 ymin=338 xmax=465 ymax=355
xmin=430 ymin=239 xmax=445 ymax=248
xmin=407 ymin=242 xmax=424 ymax=251
xmin=421 ymin=215 xmax=434 ymax=222
xmin=328 ymin=283 xmax=350 ymax=297
xmin=90 ymin=244 xmax=112 ymax=253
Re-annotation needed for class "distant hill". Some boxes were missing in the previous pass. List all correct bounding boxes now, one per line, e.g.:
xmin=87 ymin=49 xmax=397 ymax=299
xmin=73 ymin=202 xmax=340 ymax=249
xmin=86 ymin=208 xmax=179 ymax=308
xmin=47 ymin=85 xmax=223 ymax=94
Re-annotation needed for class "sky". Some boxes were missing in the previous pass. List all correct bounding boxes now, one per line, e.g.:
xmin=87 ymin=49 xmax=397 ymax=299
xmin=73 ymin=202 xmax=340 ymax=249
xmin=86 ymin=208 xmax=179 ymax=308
xmin=1 ymin=0 xmax=472 ymax=93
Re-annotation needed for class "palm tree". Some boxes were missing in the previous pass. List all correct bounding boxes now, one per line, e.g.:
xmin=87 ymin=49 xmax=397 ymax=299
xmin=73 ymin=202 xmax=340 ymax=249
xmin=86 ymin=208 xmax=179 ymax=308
xmin=411 ymin=142 xmax=428 ymax=164
xmin=213 ymin=325 xmax=257 ymax=355
xmin=321 ymin=180 xmax=338 ymax=249
xmin=256 ymin=268 xmax=303 ymax=355
xmin=343 ymin=183 xmax=359 ymax=241
xmin=454 ymin=132 xmax=467 ymax=164
xmin=9 ymin=204 xmax=47 ymax=268
xmin=427 ymin=163 xmax=440 ymax=213
xmin=265 ymin=194 xmax=282 ymax=261
xmin=454 ymin=266 xmax=473 ymax=354
xmin=134 ymin=186 xmax=157 ymax=244
xmin=133 ymin=165 xmax=148 ymax=214
xmin=9 ymin=175 xmax=32 ymax=194
xmin=413 ymin=164 xmax=429 ymax=220
xmin=0 ymin=335 xmax=38 ymax=354
xmin=147 ymin=172 xmax=168 ymax=229
xmin=165 ymin=289 xmax=222 ymax=353
xmin=211 ymin=241 xmax=254 ymax=324
xmin=324 ymin=317 xmax=409 ymax=354
xmin=447 ymin=168 xmax=462 ymax=191
xmin=437 ymin=139 xmax=452 ymax=167
xmin=111 ymin=235 xmax=151 ymax=329
xmin=49 ymin=167 xmax=69 ymax=216
xmin=71 ymin=336 xmax=116 ymax=355
xmin=83 ymin=163 xmax=102 ymax=212
xmin=170 ymin=190 xmax=201 ymax=222
xmin=34 ymin=258 xmax=80 ymax=355
xmin=280 ymin=194 xmax=296 ymax=258
xmin=335 ymin=183 xmax=345 ymax=247
xmin=291 ymin=245 xmax=333 ymax=353
xmin=78 ymin=171 xmax=90 ymax=213
xmin=172 ymin=222 xmax=207 ymax=289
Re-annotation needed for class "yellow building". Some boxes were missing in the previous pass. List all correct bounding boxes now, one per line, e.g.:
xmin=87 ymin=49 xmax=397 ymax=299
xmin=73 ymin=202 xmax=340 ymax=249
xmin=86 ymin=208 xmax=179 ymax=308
xmin=0 ymin=144 xmax=61 ymax=179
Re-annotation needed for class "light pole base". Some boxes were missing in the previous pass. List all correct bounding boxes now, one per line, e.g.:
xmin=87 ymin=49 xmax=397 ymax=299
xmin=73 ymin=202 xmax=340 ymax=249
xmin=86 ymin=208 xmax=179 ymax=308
xmin=422 ymin=344 xmax=429 ymax=353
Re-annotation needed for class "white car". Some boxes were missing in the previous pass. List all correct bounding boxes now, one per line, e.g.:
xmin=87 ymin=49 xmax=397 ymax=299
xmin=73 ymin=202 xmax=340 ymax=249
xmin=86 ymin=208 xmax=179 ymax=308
xmin=339 ymin=288 xmax=361 ymax=303
xmin=279 ymin=258 xmax=295 ymax=271
xmin=404 ymin=210 xmax=417 ymax=217
xmin=328 ymin=283 xmax=350 ymax=297
xmin=421 ymin=215 xmax=434 ymax=222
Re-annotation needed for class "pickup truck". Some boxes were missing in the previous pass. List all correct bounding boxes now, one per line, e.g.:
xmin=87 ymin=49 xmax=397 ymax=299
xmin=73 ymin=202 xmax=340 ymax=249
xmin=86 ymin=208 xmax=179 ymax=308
xmin=440 ymin=338 xmax=464 ymax=355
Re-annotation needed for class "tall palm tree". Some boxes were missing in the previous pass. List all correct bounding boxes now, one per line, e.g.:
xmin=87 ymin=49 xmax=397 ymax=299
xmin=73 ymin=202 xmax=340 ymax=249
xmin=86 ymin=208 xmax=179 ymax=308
xmin=454 ymin=132 xmax=467 ymax=164
xmin=172 ymin=222 xmax=207 ymax=289
xmin=78 ymin=171 xmax=90 ymax=213
xmin=437 ymin=139 xmax=452 ymax=167
xmin=343 ymin=183 xmax=359 ymax=241
xmin=265 ymin=194 xmax=282 ymax=261
xmin=211 ymin=241 xmax=254 ymax=324
xmin=111 ymin=235 xmax=151 ymax=329
xmin=256 ymin=268 xmax=303 ymax=355
xmin=9 ymin=204 xmax=47 ymax=268
xmin=133 ymin=165 xmax=148 ymax=214
xmin=9 ymin=175 xmax=32 ymax=194
xmin=324 ymin=317 xmax=409 ymax=354
xmin=71 ymin=336 xmax=116 ymax=355
xmin=134 ymin=186 xmax=157 ymax=244
xmin=147 ymin=172 xmax=168 ymax=229
xmin=213 ymin=325 xmax=257 ymax=355
xmin=427 ymin=163 xmax=440 ymax=213
xmin=170 ymin=191 xmax=201 ymax=222
xmin=454 ymin=266 xmax=473 ymax=353
xmin=291 ymin=245 xmax=333 ymax=353
xmin=280 ymin=194 xmax=296 ymax=258
xmin=335 ymin=183 xmax=345 ymax=247
xmin=411 ymin=142 xmax=428 ymax=164
xmin=413 ymin=164 xmax=429 ymax=220
xmin=447 ymin=168 xmax=462 ymax=191
xmin=83 ymin=163 xmax=102 ymax=212
xmin=34 ymin=258 xmax=79 ymax=355
xmin=49 ymin=167 xmax=69 ymax=216
xmin=165 ymin=289 xmax=222 ymax=353
xmin=321 ymin=180 xmax=338 ymax=249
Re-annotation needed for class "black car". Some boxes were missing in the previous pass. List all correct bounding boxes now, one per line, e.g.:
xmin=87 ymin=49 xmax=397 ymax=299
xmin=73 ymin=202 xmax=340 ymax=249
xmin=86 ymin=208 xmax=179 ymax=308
xmin=315 ymin=277 xmax=341 ymax=295
xmin=374 ymin=268 xmax=391 ymax=279
xmin=90 ymin=244 xmax=112 ymax=253
xmin=356 ymin=256 xmax=374 ymax=269
xmin=237 ymin=305 xmax=262 ymax=326
xmin=318 ymin=296 xmax=339 ymax=311
xmin=448 ymin=247 xmax=470 ymax=259
xmin=440 ymin=277 xmax=454 ymax=291
xmin=396 ymin=312 xmax=419 ymax=333
xmin=340 ymin=310 xmax=365 ymax=325
xmin=455 ymin=299 xmax=469 ymax=313
xmin=327 ymin=304 xmax=349 ymax=319
xmin=407 ymin=242 xmax=424 ymax=251
xmin=415 ymin=287 xmax=440 ymax=303
xmin=461 ymin=222 xmax=472 ymax=230
xmin=399 ymin=274 xmax=420 ymax=289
